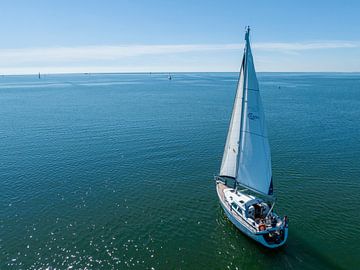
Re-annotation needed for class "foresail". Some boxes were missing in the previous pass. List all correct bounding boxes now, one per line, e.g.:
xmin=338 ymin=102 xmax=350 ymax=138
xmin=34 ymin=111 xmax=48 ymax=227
xmin=236 ymin=36 xmax=273 ymax=195
xmin=219 ymin=57 xmax=245 ymax=178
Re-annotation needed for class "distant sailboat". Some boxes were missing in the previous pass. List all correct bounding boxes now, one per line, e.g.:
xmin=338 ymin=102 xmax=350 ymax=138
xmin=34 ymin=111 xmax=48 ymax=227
xmin=168 ymin=73 xmax=172 ymax=80
xmin=38 ymin=72 xmax=41 ymax=79
xmin=215 ymin=27 xmax=288 ymax=248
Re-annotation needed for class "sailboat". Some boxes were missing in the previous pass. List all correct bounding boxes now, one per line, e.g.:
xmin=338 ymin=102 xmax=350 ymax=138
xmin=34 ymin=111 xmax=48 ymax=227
xmin=215 ymin=27 xmax=288 ymax=248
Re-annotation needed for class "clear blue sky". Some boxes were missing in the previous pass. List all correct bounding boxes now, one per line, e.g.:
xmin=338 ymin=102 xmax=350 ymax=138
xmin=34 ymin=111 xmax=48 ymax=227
xmin=1 ymin=0 xmax=360 ymax=74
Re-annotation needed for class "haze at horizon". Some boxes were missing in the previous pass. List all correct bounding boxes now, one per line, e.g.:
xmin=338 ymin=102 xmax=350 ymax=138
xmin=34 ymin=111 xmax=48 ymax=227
xmin=1 ymin=0 xmax=360 ymax=74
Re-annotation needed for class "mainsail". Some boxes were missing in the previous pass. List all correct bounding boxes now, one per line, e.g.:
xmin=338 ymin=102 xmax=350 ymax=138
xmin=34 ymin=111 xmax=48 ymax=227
xmin=220 ymin=27 xmax=273 ymax=195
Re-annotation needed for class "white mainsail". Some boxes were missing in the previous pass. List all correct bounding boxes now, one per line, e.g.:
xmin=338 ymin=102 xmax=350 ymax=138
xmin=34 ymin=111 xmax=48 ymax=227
xmin=220 ymin=27 xmax=273 ymax=195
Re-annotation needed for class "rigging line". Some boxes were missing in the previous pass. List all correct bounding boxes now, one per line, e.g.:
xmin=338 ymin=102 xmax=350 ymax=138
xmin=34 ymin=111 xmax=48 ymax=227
xmin=245 ymin=87 xmax=259 ymax=92
xmin=241 ymin=130 xmax=268 ymax=138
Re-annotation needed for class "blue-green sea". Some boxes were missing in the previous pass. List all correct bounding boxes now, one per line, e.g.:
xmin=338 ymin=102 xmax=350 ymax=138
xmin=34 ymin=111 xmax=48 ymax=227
xmin=0 ymin=72 xmax=359 ymax=269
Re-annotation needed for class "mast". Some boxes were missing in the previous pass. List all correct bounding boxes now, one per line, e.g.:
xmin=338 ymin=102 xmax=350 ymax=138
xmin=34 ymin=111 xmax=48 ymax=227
xmin=237 ymin=26 xmax=250 ymax=180
xmin=220 ymin=26 xmax=273 ymax=196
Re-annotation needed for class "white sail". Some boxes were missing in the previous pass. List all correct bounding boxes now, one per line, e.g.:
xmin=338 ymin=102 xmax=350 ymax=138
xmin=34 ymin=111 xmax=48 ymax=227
xmin=219 ymin=57 xmax=245 ymax=178
xmin=221 ymin=28 xmax=273 ymax=195
xmin=237 ymin=36 xmax=273 ymax=195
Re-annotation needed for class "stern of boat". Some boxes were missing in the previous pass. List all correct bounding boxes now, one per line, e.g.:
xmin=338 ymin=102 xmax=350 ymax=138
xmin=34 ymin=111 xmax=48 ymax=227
xmin=259 ymin=225 xmax=288 ymax=248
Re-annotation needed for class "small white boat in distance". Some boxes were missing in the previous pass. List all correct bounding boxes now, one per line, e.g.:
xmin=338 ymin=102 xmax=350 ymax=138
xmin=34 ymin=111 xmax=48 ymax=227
xmin=215 ymin=27 xmax=288 ymax=248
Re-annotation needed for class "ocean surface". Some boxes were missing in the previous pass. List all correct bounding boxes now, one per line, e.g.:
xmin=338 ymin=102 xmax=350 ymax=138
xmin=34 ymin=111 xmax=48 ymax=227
xmin=0 ymin=72 xmax=359 ymax=269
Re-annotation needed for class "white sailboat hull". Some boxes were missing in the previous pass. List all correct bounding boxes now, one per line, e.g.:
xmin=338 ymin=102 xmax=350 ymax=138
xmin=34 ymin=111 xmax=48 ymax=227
xmin=216 ymin=182 xmax=288 ymax=249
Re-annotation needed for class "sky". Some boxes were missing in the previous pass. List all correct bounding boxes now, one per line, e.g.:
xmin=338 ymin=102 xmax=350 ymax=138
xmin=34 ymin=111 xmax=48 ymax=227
xmin=0 ymin=0 xmax=360 ymax=74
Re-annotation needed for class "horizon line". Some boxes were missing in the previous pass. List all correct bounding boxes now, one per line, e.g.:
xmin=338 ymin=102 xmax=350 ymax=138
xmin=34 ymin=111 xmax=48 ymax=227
xmin=2 ymin=71 xmax=360 ymax=76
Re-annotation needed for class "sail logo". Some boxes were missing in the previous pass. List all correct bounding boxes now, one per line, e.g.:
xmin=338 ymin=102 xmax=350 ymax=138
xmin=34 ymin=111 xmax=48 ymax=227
xmin=248 ymin=113 xmax=259 ymax=120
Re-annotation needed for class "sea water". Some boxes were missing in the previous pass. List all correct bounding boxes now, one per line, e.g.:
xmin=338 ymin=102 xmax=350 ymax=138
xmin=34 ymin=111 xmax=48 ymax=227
xmin=0 ymin=73 xmax=359 ymax=269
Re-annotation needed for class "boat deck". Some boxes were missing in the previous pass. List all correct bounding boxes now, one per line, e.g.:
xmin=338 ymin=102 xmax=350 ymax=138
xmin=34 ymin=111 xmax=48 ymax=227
xmin=216 ymin=181 xmax=258 ymax=233
xmin=216 ymin=182 xmax=245 ymax=221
